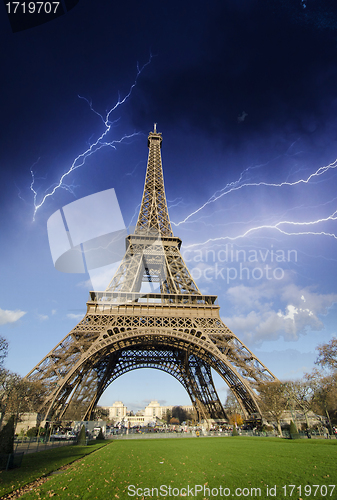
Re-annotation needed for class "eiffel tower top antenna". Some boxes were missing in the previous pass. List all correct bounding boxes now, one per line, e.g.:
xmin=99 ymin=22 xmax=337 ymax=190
xmin=135 ymin=124 xmax=174 ymax=237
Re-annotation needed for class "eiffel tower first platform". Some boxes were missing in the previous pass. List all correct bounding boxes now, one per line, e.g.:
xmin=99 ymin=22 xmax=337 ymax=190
xmin=26 ymin=125 xmax=276 ymax=424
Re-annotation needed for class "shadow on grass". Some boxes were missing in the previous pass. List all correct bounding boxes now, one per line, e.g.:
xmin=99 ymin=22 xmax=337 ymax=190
xmin=0 ymin=440 xmax=111 ymax=497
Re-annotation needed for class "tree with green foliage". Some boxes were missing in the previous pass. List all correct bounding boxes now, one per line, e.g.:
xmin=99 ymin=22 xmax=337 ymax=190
xmin=77 ymin=425 xmax=86 ymax=445
xmin=0 ymin=415 xmax=15 ymax=454
xmin=164 ymin=409 xmax=172 ymax=424
xmin=26 ymin=426 xmax=39 ymax=438
xmin=172 ymin=406 xmax=188 ymax=424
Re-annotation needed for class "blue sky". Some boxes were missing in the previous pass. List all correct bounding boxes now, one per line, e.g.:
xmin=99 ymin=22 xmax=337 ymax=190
xmin=1 ymin=0 xmax=337 ymax=412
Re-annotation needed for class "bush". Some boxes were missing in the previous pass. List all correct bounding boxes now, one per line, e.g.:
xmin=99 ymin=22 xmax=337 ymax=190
xmin=262 ymin=424 xmax=274 ymax=432
xmin=26 ymin=427 xmax=39 ymax=438
xmin=77 ymin=425 xmax=86 ymax=446
xmin=96 ymin=428 xmax=105 ymax=440
xmin=289 ymin=421 xmax=300 ymax=439
xmin=0 ymin=415 xmax=15 ymax=454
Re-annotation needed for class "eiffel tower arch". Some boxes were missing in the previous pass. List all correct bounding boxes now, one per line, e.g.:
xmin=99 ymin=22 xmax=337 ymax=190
xmin=26 ymin=125 xmax=276 ymax=424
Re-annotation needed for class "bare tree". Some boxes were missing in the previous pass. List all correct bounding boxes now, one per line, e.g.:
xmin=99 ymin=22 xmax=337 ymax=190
xmin=0 ymin=337 xmax=8 ymax=370
xmin=315 ymin=337 xmax=337 ymax=371
xmin=306 ymin=370 xmax=337 ymax=432
xmin=92 ymin=406 xmax=109 ymax=420
xmin=258 ymin=381 xmax=288 ymax=436
xmin=0 ymin=336 xmax=45 ymax=431
xmin=0 ymin=370 xmax=21 ymax=427
xmin=284 ymin=380 xmax=315 ymax=429
xmin=224 ymin=391 xmax=244 ymax=417
xmin=0 ymin=371 xmax=44 ymax=430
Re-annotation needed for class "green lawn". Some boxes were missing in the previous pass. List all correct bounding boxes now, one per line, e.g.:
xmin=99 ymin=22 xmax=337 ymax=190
xmin=2 ymin=437 xmax=337 ymax=499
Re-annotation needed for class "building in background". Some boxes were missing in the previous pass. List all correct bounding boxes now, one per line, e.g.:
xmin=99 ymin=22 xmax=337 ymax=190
xmin=101 ymin=400 xmax=195 ymax=426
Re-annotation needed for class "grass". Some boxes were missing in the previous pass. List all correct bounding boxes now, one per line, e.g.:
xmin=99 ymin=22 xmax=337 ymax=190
xmin=0 ymin=441 xmax=108 ymax=497
xmin=1 ymin=437 xmax=337 ymax=499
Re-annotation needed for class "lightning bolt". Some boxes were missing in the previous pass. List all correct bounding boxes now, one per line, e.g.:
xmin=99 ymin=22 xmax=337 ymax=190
xmin=30 ymin=57 xmax=152 ymax=221
xmin=178 ymin=195 xmax=337 ymax=234
xmin=175 ymin=155 xmax=337 ymax=249
xmin=167 ymin=197 xmax=184 ymax=210
xmin=183 ymin=209 xmax=337 ymax=249
xmin=128 ymin=203 xmax=141 ymax=228
xmin=173 ymin=158 xmax=337 ymax=227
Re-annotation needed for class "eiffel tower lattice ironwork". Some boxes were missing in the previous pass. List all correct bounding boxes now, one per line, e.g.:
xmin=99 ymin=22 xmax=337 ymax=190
xmin=26 ymin=125 xmax=276 ymax=424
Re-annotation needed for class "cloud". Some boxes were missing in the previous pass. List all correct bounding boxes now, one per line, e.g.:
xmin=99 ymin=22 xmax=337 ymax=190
xmin=38 ymin=314 xmax=49 ymax=321
xmin=67 ymin=313 xmax=84 ymax=320
xmin=222 ymin=282 xmax=337 ymax=344
xmin=141 ymin=399 xmax=168 ymax=406
xmin=0 ymin=308 xmax=26 ymax=325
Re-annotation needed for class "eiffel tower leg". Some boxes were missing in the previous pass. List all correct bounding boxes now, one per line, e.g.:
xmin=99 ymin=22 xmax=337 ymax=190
xmin=172 ymin=351 xmax=207 ymax=422
xmin=190 ymin=356 xmax=226 ymax=421
xmin=52 ymin=365 xmax=98 ymax=422
xmin=81 ymin=351 xmax=122 ymax=421
xmin=172 ymin=351 xmax=226 ymax=423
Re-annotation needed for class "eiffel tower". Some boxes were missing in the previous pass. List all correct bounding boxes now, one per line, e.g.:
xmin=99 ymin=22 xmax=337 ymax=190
xmin=26 ymin=125 xmax=276 ymax=424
